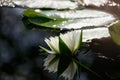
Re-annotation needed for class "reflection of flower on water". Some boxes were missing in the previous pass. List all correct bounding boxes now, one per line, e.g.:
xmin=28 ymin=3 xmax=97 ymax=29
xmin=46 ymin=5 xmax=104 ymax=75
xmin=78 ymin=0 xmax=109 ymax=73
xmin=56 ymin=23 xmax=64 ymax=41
xmin=40 ymin=31 xmax=83 ymax=80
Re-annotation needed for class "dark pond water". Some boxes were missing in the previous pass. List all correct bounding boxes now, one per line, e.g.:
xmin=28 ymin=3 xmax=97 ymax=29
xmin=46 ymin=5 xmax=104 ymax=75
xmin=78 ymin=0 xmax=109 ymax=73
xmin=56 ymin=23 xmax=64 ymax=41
xmin=0 ymin=7 xmax=94 ymax=80
xmin=0 ymin=7 xmax=58 ymax=80
xmin=0 ymin=0 xmax=120 ymax=80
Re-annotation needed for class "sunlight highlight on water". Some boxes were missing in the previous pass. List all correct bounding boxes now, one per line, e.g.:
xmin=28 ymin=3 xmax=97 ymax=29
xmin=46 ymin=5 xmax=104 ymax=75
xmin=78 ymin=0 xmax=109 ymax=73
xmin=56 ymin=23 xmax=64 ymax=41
xmin=84 ymin=0 xmax=108 ymax=6
xmin=0 ymin=0 xmax=15 ymax=7
xmin=84 ymin=0 xmax=120 ymax=7
xmin=13 ymin=0 xmax=78 ymax=9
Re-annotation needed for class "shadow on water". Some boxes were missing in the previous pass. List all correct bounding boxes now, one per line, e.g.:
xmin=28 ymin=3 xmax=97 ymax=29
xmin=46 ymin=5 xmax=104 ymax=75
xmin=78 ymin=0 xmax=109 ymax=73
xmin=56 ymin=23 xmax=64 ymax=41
xmin=0 ymin=7 xmax=59 ymax=80
xmin=0 ymin=7 xmax=91 ymax=80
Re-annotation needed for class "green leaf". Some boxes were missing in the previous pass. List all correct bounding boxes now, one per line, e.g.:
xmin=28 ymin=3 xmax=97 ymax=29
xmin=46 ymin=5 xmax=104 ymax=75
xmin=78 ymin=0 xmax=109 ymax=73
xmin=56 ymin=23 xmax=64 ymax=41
xmin=23 ymin=9 xmax=115 ymax=30
xmin=80 ymin=0 xmax=84 ymax=3
xmin=57 ymin=56 xmax=71 ymax=77
xmin=78 ymin=30 xmax=83 ymax=49
xmin=23 ymin=9 xmax=53 ymax=19
xmin=29 ymin=18 xmax=67 ymax=29
xmin=76 ymin=62 xmax=81 ymax=77
xmin=23 ymin=9 xmax=68 ymax=29
xmin=109 ymin=21 xmax=120 ymax=45
xmin=59 ymin=37 xmax=71 ymax=55
xmin=40 ymin=9 xmax=115 ymax=29
xmin=72 ymin=57 xmax=81 ymax=77
xmin=22 ymin=18 xmax=59 ymax=30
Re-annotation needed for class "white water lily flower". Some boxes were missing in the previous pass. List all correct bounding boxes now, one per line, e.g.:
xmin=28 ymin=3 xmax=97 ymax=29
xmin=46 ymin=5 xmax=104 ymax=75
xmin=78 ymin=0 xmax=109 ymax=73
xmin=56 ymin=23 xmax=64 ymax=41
xmin=40 ymin=30 xmax=82 ymax=80
xmin=45 ymin=36 xmax=60 ymax=54
xmin=60 ymin=31 xmax=82 ymax=53
xmin=43 ymin=31 xmax=82 ymax=54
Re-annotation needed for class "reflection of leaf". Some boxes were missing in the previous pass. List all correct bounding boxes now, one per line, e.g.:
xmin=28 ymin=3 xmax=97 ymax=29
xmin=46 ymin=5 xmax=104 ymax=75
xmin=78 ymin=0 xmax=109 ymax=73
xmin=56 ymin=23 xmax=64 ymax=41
xmin=73 ymin=58 xmax=81 ymax=77
xmin=109 ymin=21 xmax=120 ymax=45
xmin=57 ymin=56 xmax=71 ymax=77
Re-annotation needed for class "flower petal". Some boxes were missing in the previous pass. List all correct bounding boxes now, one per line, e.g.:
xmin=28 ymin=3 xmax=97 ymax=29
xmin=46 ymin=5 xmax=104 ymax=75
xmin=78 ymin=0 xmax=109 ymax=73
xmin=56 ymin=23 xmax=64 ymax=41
xmin=60 ymin=31 xmax=75 ymax=53
xmin=61 ymin=61 xmax=77 ymax=80
xmin=60 ymin=31 xmax=82 ymax=53
xmin=73 ymin=30 xmax=82 ymax=52
xmin=59 ymin=37 xmax=71 ymax=55
xmin=45 ymin=36 xmax=60 ymax=54
xmin=44 ymin=55 xmax=59 ymax=73
xmin=39 ymin=46 xmax=55 ymax=54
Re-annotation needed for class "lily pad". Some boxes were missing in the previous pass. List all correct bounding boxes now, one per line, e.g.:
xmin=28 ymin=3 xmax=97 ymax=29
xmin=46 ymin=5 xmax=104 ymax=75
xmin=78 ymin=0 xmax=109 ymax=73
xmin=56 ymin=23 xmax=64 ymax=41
xmin=23 ymin=9 xmax=68 ymax=29
xmin=13 ymin=0 xmax=80 ymax=9
xmin=109 ymin=21 xmax=120 ymax=45
xmin=39 ymin=9 xmax=115 ymax=29
xmin=23 ymin=9 xmax=115 ymax=30
xmin=83 ymin=27 xmax=110 ymax=42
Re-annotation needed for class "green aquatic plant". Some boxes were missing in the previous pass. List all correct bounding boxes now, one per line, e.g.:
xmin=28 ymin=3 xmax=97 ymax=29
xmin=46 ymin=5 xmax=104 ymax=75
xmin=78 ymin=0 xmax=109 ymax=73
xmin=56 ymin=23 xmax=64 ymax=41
xmin=39 ymin=30 xmax=102 ymax=80
xmin=23 ymin=9 xmax=115 ymax=30
xmin=40 ymin=30 xmax=83 ymax=80
xmin=109 ymin=21 xmax=120 ymax=45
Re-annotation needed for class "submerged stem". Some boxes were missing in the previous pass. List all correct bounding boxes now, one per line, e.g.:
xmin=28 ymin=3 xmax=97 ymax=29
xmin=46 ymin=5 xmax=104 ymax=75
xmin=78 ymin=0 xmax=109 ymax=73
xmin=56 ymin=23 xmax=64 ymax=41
xmin=74 ymin=59 xmax=104 ymax=80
